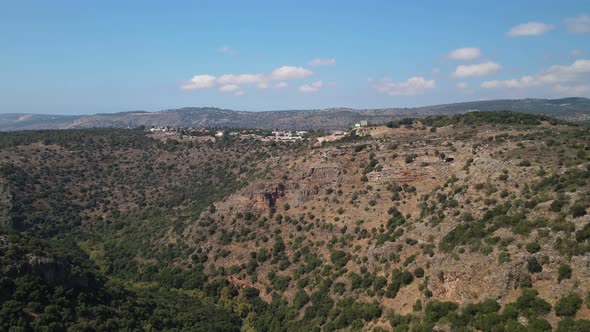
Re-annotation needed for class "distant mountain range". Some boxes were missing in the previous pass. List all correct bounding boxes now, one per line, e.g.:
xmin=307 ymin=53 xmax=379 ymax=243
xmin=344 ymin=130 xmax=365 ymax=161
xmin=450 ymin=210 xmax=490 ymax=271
xmin=1 ymin=97 xmax=590 ymax=131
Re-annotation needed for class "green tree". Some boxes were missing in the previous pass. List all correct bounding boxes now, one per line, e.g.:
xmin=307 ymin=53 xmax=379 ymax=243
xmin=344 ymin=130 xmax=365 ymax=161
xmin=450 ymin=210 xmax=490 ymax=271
xmin=558 ymin=263 xmax=572 ymax=283
xmin=555 ymin=293 xmax=582 ymax=317
xmin=527 ymin=257 xmax=542 ymax=273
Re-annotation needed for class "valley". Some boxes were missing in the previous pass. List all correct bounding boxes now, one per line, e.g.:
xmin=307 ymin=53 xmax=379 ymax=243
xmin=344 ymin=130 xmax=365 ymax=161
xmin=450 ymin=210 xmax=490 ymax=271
xmin=0 ymin=111 xmax=589 ymax=331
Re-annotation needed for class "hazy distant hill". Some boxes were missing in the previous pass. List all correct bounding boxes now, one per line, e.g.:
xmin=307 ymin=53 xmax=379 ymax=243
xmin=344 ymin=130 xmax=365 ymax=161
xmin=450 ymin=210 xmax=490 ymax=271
xmin=0 ymin=113 xmax=82 ymax=131
xmin=2 ymin=97 xmax=590 ymax=131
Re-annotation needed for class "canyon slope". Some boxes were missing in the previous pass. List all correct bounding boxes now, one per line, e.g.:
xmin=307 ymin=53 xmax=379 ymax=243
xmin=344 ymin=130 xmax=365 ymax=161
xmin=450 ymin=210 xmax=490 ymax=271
xmin=1 ymin=111 xmax=589 ymax=330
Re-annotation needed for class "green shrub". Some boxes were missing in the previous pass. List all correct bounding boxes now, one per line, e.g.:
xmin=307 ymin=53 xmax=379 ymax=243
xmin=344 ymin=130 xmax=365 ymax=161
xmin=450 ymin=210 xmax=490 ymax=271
xmin=404 ymin=154 xmax=417 ymax=164
xmin=555 ymin=293 xmax=582 ymax=317
xmin=550 ymin=199 xmax=564 ymax=212
xmin=526 ymin=242 xmax=541 ymax=254
xmin=413 ymin=299 xmax=422 ymax=311
xmin=330 ymin=250 xmax=350 ymax=268
xmin=527 ymin=318 xmax=552 ymax=332
xmin=515 ymin=289 xmax=551 ymax=318
xmin=401 ymin=271 xmax=414 ymax=285
xmin=558 ymin=263 xmax=572 ymax=283
xmin=424 ymin=300 xmax=458 ymax=323
xmin=527 ymin=257 xmax=542 ymax=273
xmin=293 ymin=290 xmax=310 ymax=309
xmin=556 ymin=317 xmax=590 ymax=332
xmin=518 ymin=160 xmax=532 ymax=167
xmin=576 ymin=223 xmax=590 ymax=243
xmin=571 ymin=205 xmax=587 ymax=218
xmin=414 ymin=267 xmax=425 ymax=278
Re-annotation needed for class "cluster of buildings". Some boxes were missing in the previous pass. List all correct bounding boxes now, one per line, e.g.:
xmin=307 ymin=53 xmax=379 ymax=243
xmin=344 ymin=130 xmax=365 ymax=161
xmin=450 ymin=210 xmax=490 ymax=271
xmin=353 ymin=120 xmax=369 ymax=129
xmin=146 ymin=120 xmax=370 ymax=142
xmin=270 ymin=131 xmax=308 ymax=141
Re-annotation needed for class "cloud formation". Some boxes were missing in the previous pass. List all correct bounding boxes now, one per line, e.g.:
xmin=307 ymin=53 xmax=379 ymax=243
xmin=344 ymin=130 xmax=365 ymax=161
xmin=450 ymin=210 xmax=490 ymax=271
xmin=299 ymin=81 xmax=324 ymax=93
xmin=481 ymin=59 xmax=590 ymax=89
xmin=449 ymin=47 xmax=481 ymax=61
xmin=308 ymin=58 xmax=336 ymax=66
xmin=453 ymin=61 xmax=501 ymax=77
xmin=553 ymin=84 xmax=590 ymax=96
xmin=565 ymin=14 xmax=590 ymax=33
xmin=217 ymin=45 xmax=237 ymax=55
xmin=219 ymin=84 xmax=240 ymax=92
xmin=507 ymin=22 xmax=554 ymax=36
xmin=182 ymin=66 xmax=313 ymax=95
xmin=370 ymin=76 xmax=435 ymax=96
xmin=457 ymin=82 xmax=468 ymax=89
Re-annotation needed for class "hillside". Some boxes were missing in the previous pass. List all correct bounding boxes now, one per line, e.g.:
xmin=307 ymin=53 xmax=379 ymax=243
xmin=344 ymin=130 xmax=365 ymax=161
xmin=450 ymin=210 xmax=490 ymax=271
xmin=2 ymin=98 xmax=590 ymax=131
xmin=0 ymin=227 xmax=242 ymax=330
xmin=1 ymin=111 xmax=590 ymax=331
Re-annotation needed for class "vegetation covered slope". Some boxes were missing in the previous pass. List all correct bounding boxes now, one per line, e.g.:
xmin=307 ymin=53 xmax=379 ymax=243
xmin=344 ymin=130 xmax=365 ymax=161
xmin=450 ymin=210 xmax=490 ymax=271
xmin=1 ymin=111 xmax=590 ymax=331
xmin=0 ymin=227 xmax=241 ymax=331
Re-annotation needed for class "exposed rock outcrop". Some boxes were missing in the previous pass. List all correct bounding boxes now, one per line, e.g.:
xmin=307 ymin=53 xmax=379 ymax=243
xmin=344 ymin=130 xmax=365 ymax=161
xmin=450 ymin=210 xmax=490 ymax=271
xmin=0 ymin=235 xmax=90 ymax=289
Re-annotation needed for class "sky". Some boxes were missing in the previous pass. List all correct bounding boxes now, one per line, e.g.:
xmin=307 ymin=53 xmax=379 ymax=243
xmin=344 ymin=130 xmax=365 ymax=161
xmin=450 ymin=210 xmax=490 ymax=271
xmin=0 ymin=1 xmax=589 ymax=114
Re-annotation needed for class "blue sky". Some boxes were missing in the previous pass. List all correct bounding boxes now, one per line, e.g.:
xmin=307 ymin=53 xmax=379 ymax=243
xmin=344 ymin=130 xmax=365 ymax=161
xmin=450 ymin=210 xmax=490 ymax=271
xmin=1 ymin=1 xmax=589 ymax=114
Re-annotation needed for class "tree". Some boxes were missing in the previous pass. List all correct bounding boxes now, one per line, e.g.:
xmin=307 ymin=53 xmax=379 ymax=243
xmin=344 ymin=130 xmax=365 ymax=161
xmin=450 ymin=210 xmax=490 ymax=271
xmin=558 ymin=263 xmax=572 ymax=283
xmin=401 ymin=270 xmax=414 ymax=285
xmin=414 ymin=267 xmax=425 ymax=278
xmin=515 ymin=289 xmax=551 ymax=318
xmin=330 ymin=250 xmax=350 ymax=268
xmin=555 ymin=293 xmax=582 ymax=317
xmin=526 ymin=242 xmax=541 ymax=254
xmin=424 ymin=300 xmax=458 ymax=324
xmin=527 ymin=257 xmax=542 ymax=273
xmin=550 ymin=199 xmax=564 ymax=212
xmin=571 ymin=205 xmax=587 ymax=218
xmin=293 ymin=290 xmax=310 ymax=309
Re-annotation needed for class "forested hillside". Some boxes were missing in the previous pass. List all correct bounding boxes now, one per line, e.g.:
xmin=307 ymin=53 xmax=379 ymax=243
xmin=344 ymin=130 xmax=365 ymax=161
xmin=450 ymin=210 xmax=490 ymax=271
xmin=1 ymin=111 xmax=589 ymax=331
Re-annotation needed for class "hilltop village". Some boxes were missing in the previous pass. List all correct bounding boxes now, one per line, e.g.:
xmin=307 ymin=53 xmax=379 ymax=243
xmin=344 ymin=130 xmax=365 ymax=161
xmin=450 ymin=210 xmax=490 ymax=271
xmin=146 ymin=120 xmax=370 ymax=143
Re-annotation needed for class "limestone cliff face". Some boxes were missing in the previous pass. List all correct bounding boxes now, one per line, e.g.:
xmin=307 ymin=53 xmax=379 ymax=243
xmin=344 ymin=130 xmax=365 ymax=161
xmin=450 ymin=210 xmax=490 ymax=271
xmin=0 ymin=234 xmax=90 ymax=289
xmin=425 ymin=253 xmax=528 ymax=303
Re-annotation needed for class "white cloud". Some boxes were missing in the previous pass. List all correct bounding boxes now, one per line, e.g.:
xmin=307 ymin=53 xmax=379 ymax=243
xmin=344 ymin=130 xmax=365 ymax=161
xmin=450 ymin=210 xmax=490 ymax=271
xmin=258 ymin=82 xmax=289 ymax=89
xmin=270 ymin=66 xmax=313 ymax=80
xmin=453 ymin=61 xmax=501 ymax=77
xmin=507 ymin=22 xmax=554 ymax=36
xmin=181 ymin=66 xmax=313 ymax=92
xmin=217 ymin=45 xmax=237 ymax=55
xmin=217 ymin=74 xmax=264 ymax=85
xmin=571 ymin=49 xmax=582 ymax=57
xmin=233 ymin=90 xmax=245 ymax=96
xmin=481 ymin=77 xmax=533 ymax=89
xmin=481 ymin=59 xmax=590 ymax=89
xmin=432 ymin=67 xmax=440 ymax=74
xmin=565 ymin=14 xmax=590 ymax=33
xmin=219 ymin=84 xmax=240 ymax=92
xmin=457 ymin=82 xmax=468 ymax=89
xmin=308 ymin=58 xmax=336 ymax=66
xmin=553 ymin=84 xmax=590 ymax=96
xmin=181 ymin=75 xmax=217 ymax=90
xmin=370 ymin=76 xmax=435 ymax=96
xmin=449 ymin=47 xmax=481 ymax=61
xmin=299 ymin=81 xmax=323 ymax=93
